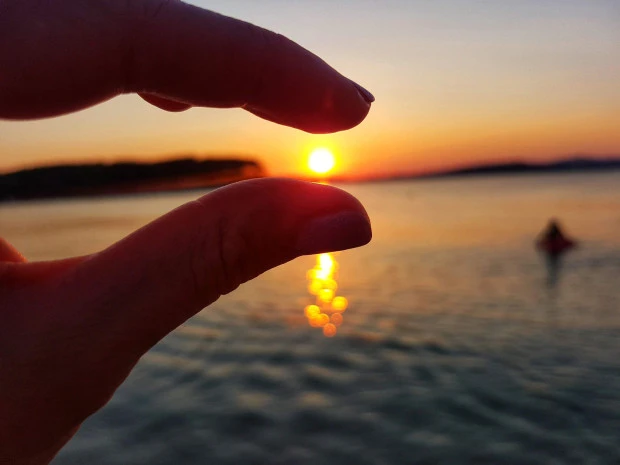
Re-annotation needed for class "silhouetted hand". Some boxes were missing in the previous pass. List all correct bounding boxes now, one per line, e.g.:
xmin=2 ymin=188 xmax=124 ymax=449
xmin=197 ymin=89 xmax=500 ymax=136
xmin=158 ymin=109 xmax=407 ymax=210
xmin=0 ymin=1 xmax=373 ymax=463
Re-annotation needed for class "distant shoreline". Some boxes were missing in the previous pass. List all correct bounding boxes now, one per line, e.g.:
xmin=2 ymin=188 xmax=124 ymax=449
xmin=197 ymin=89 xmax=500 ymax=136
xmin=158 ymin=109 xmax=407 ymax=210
xmin=0 ymin=158 xmax=264 ymax=203
xmin=325 ymin=156 xmax=620 ymax=184
xmin=1 ymin=155 xmax=619 ymax=203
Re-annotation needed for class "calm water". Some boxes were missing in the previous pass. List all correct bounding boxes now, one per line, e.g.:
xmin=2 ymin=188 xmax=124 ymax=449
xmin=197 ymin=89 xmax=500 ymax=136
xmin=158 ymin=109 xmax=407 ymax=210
xmin=2 ymin=172 xmax=620 ymax=464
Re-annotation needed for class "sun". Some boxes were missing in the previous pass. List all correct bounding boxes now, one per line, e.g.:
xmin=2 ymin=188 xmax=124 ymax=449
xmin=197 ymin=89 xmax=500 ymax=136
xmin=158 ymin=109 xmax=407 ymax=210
xmin=308 ymin=148 xmax=335 ymax=175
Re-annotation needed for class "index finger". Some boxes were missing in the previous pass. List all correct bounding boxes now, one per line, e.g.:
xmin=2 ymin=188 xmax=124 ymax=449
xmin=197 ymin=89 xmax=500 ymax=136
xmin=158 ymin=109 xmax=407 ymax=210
xmin=0 ymin=0 xmax=373 ymax=133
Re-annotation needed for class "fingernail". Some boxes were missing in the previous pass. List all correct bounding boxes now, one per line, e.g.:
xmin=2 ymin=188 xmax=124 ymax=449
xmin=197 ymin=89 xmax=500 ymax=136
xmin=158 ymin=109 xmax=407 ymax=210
xmin=296 ymin=212 xmax=372 ymax=255
xmin=353 ymin=82 xmax=375 ymax=104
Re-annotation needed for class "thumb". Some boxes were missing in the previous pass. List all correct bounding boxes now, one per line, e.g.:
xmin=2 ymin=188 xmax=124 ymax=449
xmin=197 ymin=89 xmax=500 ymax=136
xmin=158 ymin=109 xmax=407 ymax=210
xmin=57 ymin=178 xmax=371 ymax=361
xmin=0 ymin=238 xmax=26 ymax=263
xmin=0 ymin=178 xmax=371 ymax=464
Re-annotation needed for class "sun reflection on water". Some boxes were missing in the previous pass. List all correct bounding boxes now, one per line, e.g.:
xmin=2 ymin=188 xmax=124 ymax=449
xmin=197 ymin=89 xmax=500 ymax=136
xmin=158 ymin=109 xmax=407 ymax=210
xmin=304 ymin=252 xmax=349 ymax=337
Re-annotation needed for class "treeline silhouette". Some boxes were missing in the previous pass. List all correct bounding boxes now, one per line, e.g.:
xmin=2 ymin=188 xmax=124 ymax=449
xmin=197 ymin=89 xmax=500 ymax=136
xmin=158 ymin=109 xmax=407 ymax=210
xmin=334 ymin=156 xmax=620 ymax=183
xmin=0 ymin=158 xmax=264 ymax=202
xmin=434 ymin=157 xmax=620 ymax=177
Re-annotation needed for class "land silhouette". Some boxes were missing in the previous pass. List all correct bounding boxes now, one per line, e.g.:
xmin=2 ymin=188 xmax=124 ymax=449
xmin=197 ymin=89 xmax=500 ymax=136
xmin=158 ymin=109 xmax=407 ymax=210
xmin=1 ymin=155 xmax=619 ymax=202
xmin=0 ymin=157 xmax=263 ymax=202
xmin=330 ymin=156 xmax=620 ymax=183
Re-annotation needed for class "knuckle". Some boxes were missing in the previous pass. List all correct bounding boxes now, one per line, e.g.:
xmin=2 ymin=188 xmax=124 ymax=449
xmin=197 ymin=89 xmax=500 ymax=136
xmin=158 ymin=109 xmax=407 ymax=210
xmin=189 ymin=202 xmax=251 ymax=302
xmin=241 ymin=24 xmax=287 ymax=106
xmin=212 ymin=215 xmax=252 ymax=297
xmin=138 ymin=0 xmax=176 ymax=20
xmin=121 ymin=0 xmax=178 ymax=92
xmin=123 ymin=0 xmax=178 ymax=20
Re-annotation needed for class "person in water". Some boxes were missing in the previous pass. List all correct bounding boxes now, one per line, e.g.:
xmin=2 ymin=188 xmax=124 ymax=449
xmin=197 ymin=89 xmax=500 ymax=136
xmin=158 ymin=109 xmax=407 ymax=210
xmin=0 ymin=1 xmax=374 ymax=463
xmin=536 ymin=218 xmax=576 ymax=257
xmin=536 ymin=218 xmax=576 ymax=287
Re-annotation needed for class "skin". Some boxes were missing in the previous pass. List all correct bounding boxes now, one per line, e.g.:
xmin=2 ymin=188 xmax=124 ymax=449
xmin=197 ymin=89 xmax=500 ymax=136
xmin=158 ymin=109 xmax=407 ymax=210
xmin=0 ymin=1 xmax=374 ymax=463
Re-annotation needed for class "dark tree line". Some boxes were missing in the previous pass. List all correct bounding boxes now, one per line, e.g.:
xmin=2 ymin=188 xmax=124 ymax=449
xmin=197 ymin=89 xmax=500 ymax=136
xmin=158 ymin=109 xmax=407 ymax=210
xmin=0 ymin=158 xmax=264 ymax=201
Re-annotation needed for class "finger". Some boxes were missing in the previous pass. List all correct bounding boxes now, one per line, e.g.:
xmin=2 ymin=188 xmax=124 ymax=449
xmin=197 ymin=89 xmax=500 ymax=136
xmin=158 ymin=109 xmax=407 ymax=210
xmin=0 ymin=238 xmax=26 ymax=284
xmin=138 ymin=93 xmax=192 ymax=112
xmin=58 ymin=178 xmax=370 ymax=359
xmin=0 ymin=0 xmax=373 ymax=133
xmin=0 ymin=238 xmax=26 ymax=263
xmin=0 ymin=180 xmax=370 ymax=462
xmin=129 ymin=2 xmax=374 ymax=133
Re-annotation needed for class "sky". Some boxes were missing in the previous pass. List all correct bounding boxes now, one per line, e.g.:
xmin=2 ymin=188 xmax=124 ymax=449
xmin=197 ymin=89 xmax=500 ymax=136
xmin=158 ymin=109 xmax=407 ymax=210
xmin=1 ymin=0 xmax=619 ymax=178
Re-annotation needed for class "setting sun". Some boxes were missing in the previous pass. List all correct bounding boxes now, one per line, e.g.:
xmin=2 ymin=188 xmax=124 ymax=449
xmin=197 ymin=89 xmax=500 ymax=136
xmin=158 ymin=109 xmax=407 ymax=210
xmin=308 ymin=148 xmax=335 ymax=175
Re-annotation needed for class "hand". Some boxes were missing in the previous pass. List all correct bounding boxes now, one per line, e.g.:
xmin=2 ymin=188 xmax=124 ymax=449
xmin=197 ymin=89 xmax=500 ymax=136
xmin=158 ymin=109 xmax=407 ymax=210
xmin=0 ymin=1 xmax=373 ymax=463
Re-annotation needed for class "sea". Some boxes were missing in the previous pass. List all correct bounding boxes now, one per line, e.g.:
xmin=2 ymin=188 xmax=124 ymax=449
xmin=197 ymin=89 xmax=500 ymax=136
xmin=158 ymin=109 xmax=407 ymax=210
xmin=1 ymin=172 xmax=620 ymax=465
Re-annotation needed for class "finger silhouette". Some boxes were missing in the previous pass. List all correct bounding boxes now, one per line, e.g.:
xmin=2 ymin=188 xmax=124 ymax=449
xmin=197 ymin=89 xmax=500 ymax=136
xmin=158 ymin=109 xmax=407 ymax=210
xmin=138 ymin=93 xmax=193 ymax=112
xmin=0 ymin=0 xmax=372 ymax=132
xmin=0 ymin=238 xmax=26 ymax=263
xmin=61 ymin=179 xmax=370 ymax=359
xmin=2 ymin=179 xmax=371 ymax=463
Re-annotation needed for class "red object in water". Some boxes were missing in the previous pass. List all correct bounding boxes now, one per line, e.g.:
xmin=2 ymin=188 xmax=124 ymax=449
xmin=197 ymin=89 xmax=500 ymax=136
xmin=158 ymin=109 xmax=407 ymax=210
xmin=537 ymin=237 xmax=576 ymax=255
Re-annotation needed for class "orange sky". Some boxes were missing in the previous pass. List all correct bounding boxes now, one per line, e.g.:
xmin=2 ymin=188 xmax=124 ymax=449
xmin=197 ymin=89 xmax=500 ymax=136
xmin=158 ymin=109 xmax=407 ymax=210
xmin=1 ymin=0 xmax=619 ymax=178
